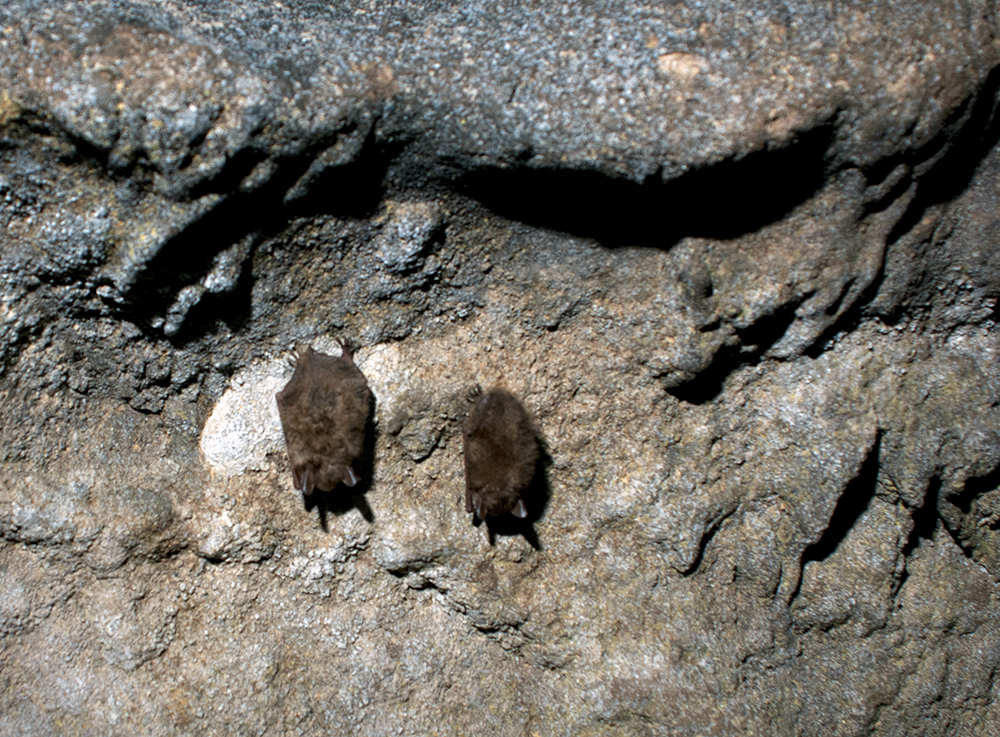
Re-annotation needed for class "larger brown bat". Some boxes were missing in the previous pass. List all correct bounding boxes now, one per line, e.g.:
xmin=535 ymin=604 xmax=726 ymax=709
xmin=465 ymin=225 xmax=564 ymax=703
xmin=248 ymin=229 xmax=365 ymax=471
xmin=462 ymin=385 xmax=540 ymax=521
xmin=275 ymin=342 xmax=371 ymax=497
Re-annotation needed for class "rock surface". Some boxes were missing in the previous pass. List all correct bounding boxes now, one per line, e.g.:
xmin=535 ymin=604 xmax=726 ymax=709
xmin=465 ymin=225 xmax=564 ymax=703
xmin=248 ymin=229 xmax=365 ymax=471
xmin=1 ymin=1 xmax=999 ymax=734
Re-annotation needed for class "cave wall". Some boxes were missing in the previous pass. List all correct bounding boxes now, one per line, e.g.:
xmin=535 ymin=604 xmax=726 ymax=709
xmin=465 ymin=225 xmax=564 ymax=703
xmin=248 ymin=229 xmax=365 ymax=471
xmin=1 ymin=2 xmax=999 ymax=735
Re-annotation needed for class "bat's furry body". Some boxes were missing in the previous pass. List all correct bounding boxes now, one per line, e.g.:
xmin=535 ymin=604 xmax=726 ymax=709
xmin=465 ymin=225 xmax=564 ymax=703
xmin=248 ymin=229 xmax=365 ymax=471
xmin=462 ymin=386 xmax=540 ymax=521
xmin=276 ymin=342 xmax=371 ymax=496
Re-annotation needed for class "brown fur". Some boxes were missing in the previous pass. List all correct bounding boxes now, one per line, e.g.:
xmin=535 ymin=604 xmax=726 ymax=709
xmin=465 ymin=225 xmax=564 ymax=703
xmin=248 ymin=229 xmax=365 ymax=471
xmin=275 ymin=342 xmax=371 ymax=496
xmin=462 ymin=386 xmax=540 ymax=521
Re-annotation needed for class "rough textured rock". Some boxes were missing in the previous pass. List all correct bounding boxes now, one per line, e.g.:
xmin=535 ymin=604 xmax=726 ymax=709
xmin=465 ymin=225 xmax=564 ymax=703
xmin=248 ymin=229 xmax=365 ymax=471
xmin=1 ymin=1 xmax=999 ymax=735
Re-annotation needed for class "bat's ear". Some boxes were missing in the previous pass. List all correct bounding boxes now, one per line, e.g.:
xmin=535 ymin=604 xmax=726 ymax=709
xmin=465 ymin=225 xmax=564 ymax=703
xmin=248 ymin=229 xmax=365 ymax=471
xmin=275 ymin=391 xmax=284 ymax=407
xmin=512 ymin=497 xmax=528 ymax=519
xmin=291 ymin=465 xmax=303 ymax=491
xmin=474 ymin=496 xmax=486 ymax=521
xmin=302 ymin=467 xmax=315 ymax=497
xmin=323 ymin=460 xmax=359 ymax=488
xmin=338 ymin=339 xmax=355 ymax=360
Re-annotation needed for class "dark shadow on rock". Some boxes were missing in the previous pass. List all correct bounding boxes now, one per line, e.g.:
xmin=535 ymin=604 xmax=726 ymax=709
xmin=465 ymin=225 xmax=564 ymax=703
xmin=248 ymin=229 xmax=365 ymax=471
xmin=117 ymin=139 xmax=338 ymax=331
xmin=667 ymin=294 xmax=810 ymax=404
xmin=893 ymin=476 xmax=943 ymax=596
xmin=283 ymin=126 xmax=402 ymax=221
xmin=790 ymin=433 xmax=882 ymax=602
xmin=305 ymin=490 xmax=374 ymax=531
xmin=902 ymin=476 xmax=942 ymax=559
xmin=819 ymin=65 xmax=1000 ymax=338
xmin=937 ymin=462 xmax=1000 ymax=561
xmin=805 ymin=280 xmax=888 ymax=360
xmin=681 ymin=505 xmax=738 ymax=577
xmin=457 ymin=125 xmax=833 ymax=250
xmin=884 ymin=64 xmax=1000 ymax=246
xmin=304 ymin=387 xmax=378 ymax=531
xmin=480 ymin=440 xmax=553 ymax=550
xmin=188 ymin=144 xmax=274 ymax=200
xmin=113 ymin=122 xmax=398 ymax=344
xmin=948 ymin=463 xmax=1000 ymax=516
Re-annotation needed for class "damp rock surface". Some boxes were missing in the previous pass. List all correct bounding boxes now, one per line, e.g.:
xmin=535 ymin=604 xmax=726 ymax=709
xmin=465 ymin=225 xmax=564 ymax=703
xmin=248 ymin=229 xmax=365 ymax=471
xmin=1 ymin=1 xmax=1000 ymax=735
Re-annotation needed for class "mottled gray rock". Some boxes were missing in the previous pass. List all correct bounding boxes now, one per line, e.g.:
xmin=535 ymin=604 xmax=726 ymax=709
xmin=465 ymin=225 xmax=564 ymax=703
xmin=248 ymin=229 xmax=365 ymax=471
xmin=1 ymin=1 xmax=999 ymax=735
